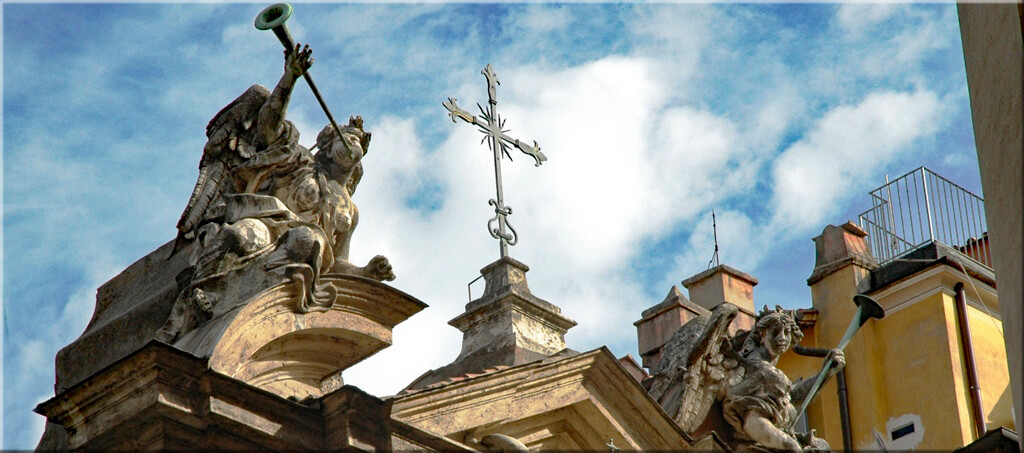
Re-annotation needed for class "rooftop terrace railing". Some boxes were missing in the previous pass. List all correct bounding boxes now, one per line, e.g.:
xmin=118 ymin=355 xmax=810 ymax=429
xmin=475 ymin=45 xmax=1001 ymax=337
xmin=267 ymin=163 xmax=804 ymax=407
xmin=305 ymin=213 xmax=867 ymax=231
xmin=858 ymin=167 xmax=991 ymax=268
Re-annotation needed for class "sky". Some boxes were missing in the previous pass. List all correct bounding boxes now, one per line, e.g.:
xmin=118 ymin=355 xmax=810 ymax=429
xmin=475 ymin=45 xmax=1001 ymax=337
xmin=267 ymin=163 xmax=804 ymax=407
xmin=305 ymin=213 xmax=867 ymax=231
xmin=2 ymin=2 xmax=985 ymax=449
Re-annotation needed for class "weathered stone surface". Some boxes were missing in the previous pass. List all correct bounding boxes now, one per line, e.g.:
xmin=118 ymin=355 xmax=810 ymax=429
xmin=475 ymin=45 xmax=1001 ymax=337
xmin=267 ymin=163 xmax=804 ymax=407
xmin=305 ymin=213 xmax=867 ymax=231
xmin=54 ymin=240 xmax=189 ymax=393
xmin=634 ymin=286 xmax=709 ymax=372
xmin=407 ymin=256 xmax=576 ymax=390
xmin=647 ymin=305 xmax=843 ymax=452
xmin=178 ymin=273 xmax=427 ymax=400
xmin=392 ymin=347 xmax=711 ymax=451
xmin=807 ymin=222 xmax=877 ymax=286
xmin=683 ymin=265 xmax=758 ymax=311
xmin=36 ymin=342 xmax=471 ymax=452
xmin=682 ymin=264 xmax=757 ymax=335
xmin=52 ymin=249 xmax=425 ymax=405
xmin=959 ymin=9 xmax=1024 ymax=446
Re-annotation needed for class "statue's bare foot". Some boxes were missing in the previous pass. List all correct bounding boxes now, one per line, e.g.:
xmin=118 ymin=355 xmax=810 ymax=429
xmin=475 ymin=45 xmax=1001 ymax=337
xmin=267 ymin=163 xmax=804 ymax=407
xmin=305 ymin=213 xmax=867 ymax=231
xmin=362 ymin=255 xmax=395 ymax=281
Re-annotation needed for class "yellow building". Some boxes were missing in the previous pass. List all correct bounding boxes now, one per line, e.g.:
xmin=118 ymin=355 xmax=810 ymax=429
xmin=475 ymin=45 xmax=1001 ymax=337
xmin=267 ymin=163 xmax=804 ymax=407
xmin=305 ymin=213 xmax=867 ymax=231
xmin=633 ymin=167 xmax=1016 ymax=451
xmin=777 ymin=169 xmax=1016 ymax=451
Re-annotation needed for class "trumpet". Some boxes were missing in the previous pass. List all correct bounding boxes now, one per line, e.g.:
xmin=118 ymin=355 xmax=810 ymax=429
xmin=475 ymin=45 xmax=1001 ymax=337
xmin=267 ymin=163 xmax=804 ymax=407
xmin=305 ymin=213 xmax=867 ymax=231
xmin=255 ymin=3 xmax=342 ymax=137
xmin=795 ymin=294 xmax=885 ymax=418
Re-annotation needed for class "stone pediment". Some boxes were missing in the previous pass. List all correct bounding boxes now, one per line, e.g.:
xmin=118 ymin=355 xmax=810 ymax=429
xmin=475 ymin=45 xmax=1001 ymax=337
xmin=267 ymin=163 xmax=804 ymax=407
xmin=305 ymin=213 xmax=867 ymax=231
xmin=391 ymin=347 xmax=721 ymax=451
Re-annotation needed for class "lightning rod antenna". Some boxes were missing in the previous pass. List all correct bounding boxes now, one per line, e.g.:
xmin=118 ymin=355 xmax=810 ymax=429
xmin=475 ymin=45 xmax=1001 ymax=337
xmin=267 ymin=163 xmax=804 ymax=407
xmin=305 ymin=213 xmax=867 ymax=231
xmin=708 ymin=210 xmax=720 ymax=269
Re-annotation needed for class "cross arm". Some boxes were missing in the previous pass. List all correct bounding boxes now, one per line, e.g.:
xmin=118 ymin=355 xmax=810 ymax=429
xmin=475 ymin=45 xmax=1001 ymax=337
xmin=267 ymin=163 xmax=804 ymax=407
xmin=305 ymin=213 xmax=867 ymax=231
xmin=494 ymin=131 xmax=547 ymax=167
xmin=443 ymin=97 xmax=479 ymax=126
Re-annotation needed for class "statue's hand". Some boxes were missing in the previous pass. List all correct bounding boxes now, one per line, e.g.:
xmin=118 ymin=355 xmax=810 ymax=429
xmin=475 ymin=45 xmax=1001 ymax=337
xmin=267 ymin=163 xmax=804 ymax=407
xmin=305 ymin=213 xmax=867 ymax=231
xmin=362 ymin=255 xmax=395 ymax=281
xmin=285 ymin=43 xmax=313 ymax=79
xmin=827 ymin=348 xmax=846 ymax=374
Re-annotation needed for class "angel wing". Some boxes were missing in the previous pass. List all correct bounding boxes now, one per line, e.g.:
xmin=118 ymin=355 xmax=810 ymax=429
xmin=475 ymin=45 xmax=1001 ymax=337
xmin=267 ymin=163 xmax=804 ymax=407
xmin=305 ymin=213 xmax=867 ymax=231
xmin=648 ymin=303 xmax=740 ymax=433
xmin=176 ymin=85 xmax=271 ymax=240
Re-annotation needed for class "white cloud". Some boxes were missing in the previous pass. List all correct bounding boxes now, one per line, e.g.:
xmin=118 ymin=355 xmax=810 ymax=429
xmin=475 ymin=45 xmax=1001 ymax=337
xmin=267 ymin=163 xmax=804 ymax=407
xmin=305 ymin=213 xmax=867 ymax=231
xmin=769 ymin=90 xmax=944 ymax=233
xmin=4 ymin=4 xmax=976 ymax=448
xmin=625 ymin=5 xmax=723 ymax=100
xmin=836 ymin=4 xmax=901 ymax=35
xmin=663 ymin=209 xmax=761 ymax=290
xmin=515 ymin=5 xmax=572 ymax=33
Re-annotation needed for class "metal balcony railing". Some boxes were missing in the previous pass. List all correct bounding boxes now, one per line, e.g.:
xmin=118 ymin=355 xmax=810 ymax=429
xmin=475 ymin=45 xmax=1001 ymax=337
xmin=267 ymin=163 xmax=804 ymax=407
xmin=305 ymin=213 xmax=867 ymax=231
xmin=858 ymin=167 xmax=991 ymax=267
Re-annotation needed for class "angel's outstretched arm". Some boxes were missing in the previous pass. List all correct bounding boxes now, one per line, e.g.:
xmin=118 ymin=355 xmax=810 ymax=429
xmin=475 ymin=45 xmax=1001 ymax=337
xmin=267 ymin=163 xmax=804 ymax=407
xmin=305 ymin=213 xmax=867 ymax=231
xmin=257 ymin=43 xmax=313 ymax=146
xmin=790 ymin=347 xmax=845 ymax=408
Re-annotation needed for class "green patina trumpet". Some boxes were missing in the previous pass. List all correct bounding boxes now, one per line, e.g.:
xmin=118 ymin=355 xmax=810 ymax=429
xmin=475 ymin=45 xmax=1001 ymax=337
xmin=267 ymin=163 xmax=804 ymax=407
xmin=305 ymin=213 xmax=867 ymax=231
xmin=796 ymin=294 xmax=885 ymax=419
xmin=255 ymin=3 xmax=342 ymax=138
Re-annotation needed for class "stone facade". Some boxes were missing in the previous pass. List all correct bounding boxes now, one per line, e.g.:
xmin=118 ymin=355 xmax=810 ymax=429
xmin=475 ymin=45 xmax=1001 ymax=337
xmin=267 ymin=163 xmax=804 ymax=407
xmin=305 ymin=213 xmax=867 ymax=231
xmin=36 ymin=342 xmax=471 ymax=451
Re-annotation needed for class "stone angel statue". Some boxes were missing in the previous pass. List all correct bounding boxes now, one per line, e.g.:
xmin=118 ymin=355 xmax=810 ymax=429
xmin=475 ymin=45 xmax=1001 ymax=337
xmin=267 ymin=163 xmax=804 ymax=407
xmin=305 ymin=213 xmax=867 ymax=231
xmin=158 ymin=43 xmax=393 ymax=343
xmin=648 ymin=304 xmax=844 ymax=452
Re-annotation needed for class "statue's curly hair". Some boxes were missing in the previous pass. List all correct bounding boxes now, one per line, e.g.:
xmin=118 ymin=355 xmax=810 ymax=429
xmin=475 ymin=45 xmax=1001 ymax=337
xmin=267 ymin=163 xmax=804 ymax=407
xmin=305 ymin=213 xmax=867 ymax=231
xmin=315 ymin=116 xmax=371 ymax=156
xmin=740 ymin=307 xmax=803 ymax=355
xmin=314 ymin=116 xmax=370 ymax=197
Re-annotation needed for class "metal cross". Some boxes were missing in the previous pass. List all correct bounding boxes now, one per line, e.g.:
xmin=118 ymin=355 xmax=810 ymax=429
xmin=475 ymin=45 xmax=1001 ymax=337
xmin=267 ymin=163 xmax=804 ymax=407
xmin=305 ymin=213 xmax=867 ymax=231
xmin=444 ymin=64 xmax=547 ymax=258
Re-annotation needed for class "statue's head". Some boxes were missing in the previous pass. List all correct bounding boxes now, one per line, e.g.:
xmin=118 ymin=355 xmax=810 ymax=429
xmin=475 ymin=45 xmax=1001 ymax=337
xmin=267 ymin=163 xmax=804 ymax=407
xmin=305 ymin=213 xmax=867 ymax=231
xmin=315 ymin=116 xmax=371 ymax=168
xmin=743 ymin=306 xmax=803 ymax=358
xmin=314 ymin=117 xmax=371 ymax=195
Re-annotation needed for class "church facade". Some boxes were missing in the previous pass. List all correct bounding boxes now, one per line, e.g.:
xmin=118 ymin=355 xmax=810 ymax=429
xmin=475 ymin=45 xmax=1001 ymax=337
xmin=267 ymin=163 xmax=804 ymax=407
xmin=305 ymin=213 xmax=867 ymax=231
xmin=35 ymin=169 xmax=1017 ymax=452
xmin=32 ymin=4 xmax=1021 ymax=448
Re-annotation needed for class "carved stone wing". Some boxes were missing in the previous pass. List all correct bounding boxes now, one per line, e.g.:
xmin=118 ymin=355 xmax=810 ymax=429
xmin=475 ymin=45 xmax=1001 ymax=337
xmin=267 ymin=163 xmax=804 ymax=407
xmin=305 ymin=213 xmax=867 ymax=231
xmin=176 ymin=85 xmax=271 ymax=237
xmin=648 ymin=303 xmax=739 ymax=433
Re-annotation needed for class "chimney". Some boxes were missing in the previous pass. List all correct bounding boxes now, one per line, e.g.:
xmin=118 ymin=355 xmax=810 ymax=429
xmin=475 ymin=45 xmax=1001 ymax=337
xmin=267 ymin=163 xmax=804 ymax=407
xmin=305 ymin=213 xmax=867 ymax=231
xmin=633 ymin=286 xmax=709 ymax=373
xmin=681 ymin=264 xmax=758 ymax=334
xmin=807 ymin=221 xmax=876 ymax=286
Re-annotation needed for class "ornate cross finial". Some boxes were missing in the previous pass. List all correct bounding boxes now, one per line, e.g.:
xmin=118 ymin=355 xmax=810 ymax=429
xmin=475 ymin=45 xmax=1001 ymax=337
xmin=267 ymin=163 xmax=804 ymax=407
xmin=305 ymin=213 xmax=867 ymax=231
xmin=443 ymin=64 xmax=548 ymax=258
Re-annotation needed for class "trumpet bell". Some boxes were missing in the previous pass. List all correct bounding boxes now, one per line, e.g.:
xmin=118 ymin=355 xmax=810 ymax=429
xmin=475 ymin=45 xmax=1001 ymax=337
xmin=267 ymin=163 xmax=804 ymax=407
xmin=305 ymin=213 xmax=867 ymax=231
xmin=854 ymin=294 xmax=885 ymax=321
xmin=255 ymin=3 xmax=293 ymax=30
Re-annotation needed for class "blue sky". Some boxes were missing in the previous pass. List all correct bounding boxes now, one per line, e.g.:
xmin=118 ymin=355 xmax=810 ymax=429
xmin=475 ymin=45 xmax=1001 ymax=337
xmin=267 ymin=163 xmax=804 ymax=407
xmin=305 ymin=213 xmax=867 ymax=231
xmin=3 ymin=3 xmax=982 ymax=448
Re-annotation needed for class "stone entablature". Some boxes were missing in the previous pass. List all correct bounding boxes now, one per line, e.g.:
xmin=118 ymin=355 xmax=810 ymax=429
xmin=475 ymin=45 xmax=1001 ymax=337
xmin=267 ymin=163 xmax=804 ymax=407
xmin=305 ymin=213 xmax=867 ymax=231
xmin=36 ymin=342 xmax=470 ymax=451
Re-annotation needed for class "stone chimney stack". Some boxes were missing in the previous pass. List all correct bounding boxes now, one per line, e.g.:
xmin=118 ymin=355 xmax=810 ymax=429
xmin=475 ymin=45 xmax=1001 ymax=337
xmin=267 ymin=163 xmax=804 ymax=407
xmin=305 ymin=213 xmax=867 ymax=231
xmin=405 ymin=256 xmax=576 ymax=390
xmin=634 ymin=264 xmax=760 ymax=374
xmin=806 ymin=222 xmax=877 ymax=335
xmin=682 ymin=264 xmax=758 ymax=334
xmin=633 ymin=286 xmax=709 ymax=374
xmin=807 ymin=221 xmax=876 ymax=286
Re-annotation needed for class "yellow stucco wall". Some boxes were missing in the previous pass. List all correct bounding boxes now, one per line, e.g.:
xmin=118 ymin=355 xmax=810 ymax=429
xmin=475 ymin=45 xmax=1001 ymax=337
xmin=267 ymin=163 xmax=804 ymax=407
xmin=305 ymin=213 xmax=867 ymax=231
xmin=783 ymin=262 xmax=1014 ymax=451
xmin=963 ymin=302 xmax=1014 ymax=431
xmin=874 ymin=290 xmax=969 ymax=449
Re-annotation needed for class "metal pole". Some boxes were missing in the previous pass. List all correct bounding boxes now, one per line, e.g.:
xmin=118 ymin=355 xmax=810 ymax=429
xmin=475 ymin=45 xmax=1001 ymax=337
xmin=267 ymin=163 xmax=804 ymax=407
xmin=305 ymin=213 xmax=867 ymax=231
xmin=955 ymin=283 xmax=987 ymax=439
xmin=885 ymin=175 xmax=897 ymax=258
xmin=921 ymin=168 xmax=935 ymax=241
xmin=490 ymin=103 xmax=509 ymax=259
xmin=795 ymin=307 xmax=863 ymax=418
xmin=837 ymin=369 xmax=854 ymax=453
